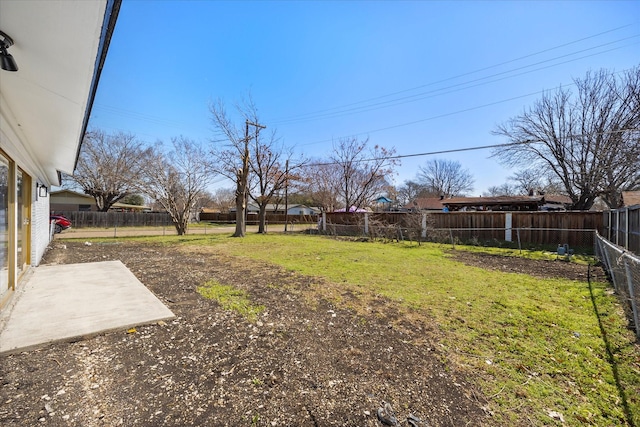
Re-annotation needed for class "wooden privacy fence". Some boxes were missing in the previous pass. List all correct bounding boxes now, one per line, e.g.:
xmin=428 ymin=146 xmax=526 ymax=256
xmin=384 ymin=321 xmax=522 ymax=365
xmin=322 ymin=211 xmax=604 ymax=249
xmin=57 ymin=211 xmax=172 ymax=228
xmin=199 ymin=212 xmax=318 ymax=224
xmin=60 ymin=211 xmax=319 ymax=228
xmin=603 ymin=205 xmax=640 ymax=255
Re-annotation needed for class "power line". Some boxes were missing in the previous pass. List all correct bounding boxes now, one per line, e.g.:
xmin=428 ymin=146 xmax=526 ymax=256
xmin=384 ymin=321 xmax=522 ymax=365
xmin=268 ymin=24 xmax=638 ymax=124
xmin=303 ymin=128 xmax=639 ymax=167
xmin=274 ymin=36 xmax=639 ymax=126
xmin=296 ymin=89 xmax=547 ymax=147
xmin=305 ymin=140 xmax=533 ymax=167
xmin=294 ymin=66 xmax=638 ymax=147
xmin=90 ymin=24 xmax=637 ymax=135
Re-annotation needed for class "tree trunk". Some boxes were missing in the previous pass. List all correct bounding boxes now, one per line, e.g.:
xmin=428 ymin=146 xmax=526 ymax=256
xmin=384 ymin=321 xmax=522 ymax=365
xmin=233 ymin=192 xmax=245 ymax=237
xmin=233 ymin=133 xmax=251 ymax=238
xmin=96 ymin=196 xmax=109 ymax=212
xmin=174 ymin=219 xmax=188 ymax=236
xmin=257 ymin=204 xmax=267 ymax=233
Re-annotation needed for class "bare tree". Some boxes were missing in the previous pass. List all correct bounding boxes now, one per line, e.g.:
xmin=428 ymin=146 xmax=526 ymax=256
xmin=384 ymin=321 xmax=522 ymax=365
xmin=493 ymin=67 xmax=640 ymax=209
xmin=248 ymin=130 xmax=305 ymax=233
xmin=396 ymin=179 xmax=433 ymax=205
xmin=508 ymin=169 xmax=564 ymax=195
xmin=483 ymin=183 xmax=518 ymax=197
xmin=417 ymin=159 xmax=474 ymax=198
xmin=68 ymin=129 xmax=152 ymax=211
xmin=139 ymin=137 xmax=215 ymax=235
xmin=210 ymin=187 xmax=236 ymax=212
xmin=295 ymin=161 xmax=342 ymax=212
xmin=329 ymin=137 xmax=399 ymax=210
xmin=209 ymin=98 xmax=266 ymax=237
xmin=119 ymin=194 xmax=145 ymax=206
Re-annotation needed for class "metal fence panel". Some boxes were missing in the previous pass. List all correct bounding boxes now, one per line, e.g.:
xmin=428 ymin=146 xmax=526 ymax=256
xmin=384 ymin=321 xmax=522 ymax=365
xmin=595 ymin=232 xmax=640 ymax=339
xmin=604 ymin=205 xmax=640 ymax=255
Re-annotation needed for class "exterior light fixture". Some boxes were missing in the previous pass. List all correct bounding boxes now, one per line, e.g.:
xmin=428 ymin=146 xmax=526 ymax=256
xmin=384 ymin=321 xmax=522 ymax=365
xmin=37 ymin=183 xmax=48 ymax=199
xmin=0 ymin=30 xmax=18 ymax=72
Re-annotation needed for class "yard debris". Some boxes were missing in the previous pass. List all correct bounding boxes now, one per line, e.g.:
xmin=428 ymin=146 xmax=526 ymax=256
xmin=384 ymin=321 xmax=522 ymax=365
xmin=0 ymin=240 xmax=489 ymax=426
xmin=547 ymin=409 xmax=565 ymax=423
xmin=376 ymin=401 xmax=399 ymax=426
xmin=407 ymin=413 xmax=422 ymax=427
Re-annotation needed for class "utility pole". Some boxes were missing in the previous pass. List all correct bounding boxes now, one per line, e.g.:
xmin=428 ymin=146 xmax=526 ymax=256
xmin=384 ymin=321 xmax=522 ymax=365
xmin=233 ymin=119 xmax=265 ymax=237
xmin=284 ymin=159 xmax=289 ymax=232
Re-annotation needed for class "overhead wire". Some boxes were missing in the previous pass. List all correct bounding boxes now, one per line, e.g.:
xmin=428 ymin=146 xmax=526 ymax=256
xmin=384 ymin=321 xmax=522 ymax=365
xmin=302 ymin=128 xmax=639 ymax=168
xmin=268 ymin=25 xmax=639 ymax=124
xmin=295 ymin=64 xmax=638 ymax=147
xmin=275 ymin=36 xmax=639 ymax=126
xmin=284 ymin=42 xmax=639 ymax=132
xmin=89 ymin=23 xmax=638 ymax=146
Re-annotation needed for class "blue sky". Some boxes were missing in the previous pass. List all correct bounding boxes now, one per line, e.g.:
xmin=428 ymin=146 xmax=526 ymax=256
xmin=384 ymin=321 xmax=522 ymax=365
xmin=90 ymin=0 xmax=640 ymax=195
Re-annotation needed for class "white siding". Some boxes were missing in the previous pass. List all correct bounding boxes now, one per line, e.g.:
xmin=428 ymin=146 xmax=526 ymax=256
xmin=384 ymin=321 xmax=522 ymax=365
xmin=30 ymin=186 xmax=51 ymax=266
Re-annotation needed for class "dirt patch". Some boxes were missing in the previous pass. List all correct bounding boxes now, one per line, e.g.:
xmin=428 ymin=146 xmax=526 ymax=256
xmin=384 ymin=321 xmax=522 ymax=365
xmin=449 ymin=250 xmax=606 ymax=282
xmin=1 ymin=241 xmax=490 ymax=426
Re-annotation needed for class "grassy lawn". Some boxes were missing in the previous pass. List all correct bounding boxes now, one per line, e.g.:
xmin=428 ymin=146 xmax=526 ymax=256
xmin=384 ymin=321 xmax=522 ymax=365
xmin=84 ymin=233 xmax=640 ymax=425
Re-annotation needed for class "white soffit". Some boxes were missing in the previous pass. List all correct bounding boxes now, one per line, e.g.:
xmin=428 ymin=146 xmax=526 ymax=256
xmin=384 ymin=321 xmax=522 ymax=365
xmin=0 ymin=0 xmax=107 ymax=184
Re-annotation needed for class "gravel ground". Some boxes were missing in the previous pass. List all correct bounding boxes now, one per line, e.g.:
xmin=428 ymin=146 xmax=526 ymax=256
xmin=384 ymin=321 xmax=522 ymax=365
xmin=1 ymin=240 xmax=498 ymax=427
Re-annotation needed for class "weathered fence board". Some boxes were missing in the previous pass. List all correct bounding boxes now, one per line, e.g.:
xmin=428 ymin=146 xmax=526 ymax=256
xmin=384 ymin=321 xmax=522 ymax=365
xmin=325 ymin=211 xmax=603 ymax=248
xmin=604 ymin=205 xmax=640 ymax=255
xmin=199 ymin=212 xmax=317 ymax=224
xmin=58 ymin=211 xmax=172 ymax=228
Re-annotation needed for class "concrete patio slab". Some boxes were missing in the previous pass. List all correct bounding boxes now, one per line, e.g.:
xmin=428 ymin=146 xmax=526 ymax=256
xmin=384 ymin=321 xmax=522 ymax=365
xmin=0 ymin=260 xmax=175 ymax=355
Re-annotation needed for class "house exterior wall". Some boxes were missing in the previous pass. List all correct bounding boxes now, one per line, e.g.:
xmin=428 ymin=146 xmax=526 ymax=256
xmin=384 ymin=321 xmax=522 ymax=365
xmin=50 ymin=202 xmax=96 ymax=212
xmin=50 ymin=192 xmax=97 ymax=212
xmin=30 ymin=184 xmax=51 ymax=267
xmin=0 ymin=142 xmax=50 ymax=308
xmin=287 ymin=206 xmax=318 ymax=215
xmin=0 ymin=0 xmax=121 ymax=314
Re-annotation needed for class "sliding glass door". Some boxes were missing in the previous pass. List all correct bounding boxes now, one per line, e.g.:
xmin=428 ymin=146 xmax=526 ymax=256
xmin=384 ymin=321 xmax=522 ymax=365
xmin=0 ymin=154 xmax=8 ymax=300
xmin=16 ymin=169 xmax=30 ymax=276
xmin=0 ymin=154 xmax=31 ymax=304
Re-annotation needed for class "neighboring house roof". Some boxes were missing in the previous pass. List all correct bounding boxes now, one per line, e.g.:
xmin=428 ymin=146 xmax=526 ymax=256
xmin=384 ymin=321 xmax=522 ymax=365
xmin=376 ymin=196 xmax=394 ymax=203
xmin=541 ymin=194 xmax=573 ymax=206
xmin=111 ymin=202 xmax=151 ymax=211
xmin=0 ymin=1 xmax=121 ymax=185
xmin=288 ymin=204 xmax=321 ymax=213
xmin=51 ymin=189 xmax=91 ymax=197
xmin=405 ymin=197 xmax=444 ymax=211
xmin=445 ymin=195 xmax=542 ymax=206
xmin=51 ymin=189 xmax=149 ymax=210
xmin=442 ymin=195 xmax=573 ymax=211
xmin=333 ymin=206 xmax=370 ymax=213
xmin=50 ymin=189 xmax=94 ymax=203
xmin=230 ymin=204 xmax=321 ymax=213
xmin=622 ymin=191 xmax=640 ymax=207
xmin=201 ymin=208 xmax=222 ymax=214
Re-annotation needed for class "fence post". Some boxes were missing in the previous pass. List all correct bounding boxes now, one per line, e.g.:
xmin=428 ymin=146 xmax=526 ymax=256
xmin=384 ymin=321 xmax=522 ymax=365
xmin=625 ymin=207 xmax=629 ymax=251
xmin=622 ymin=256 xmax=640 ymax=338
xmin=616 ymin=210 xmax=620 ymax=246
xmin=505 ymin=212 xmax=512 ymax=242
xmin=364 ymin=213 xmax=369 ymax=235
xmin=601 ymin=241 xmax=620 ymax=292
xmin=421 ymin=213 xmax=427 ymax=239
xmin=322 ymin=212 xmax=326 ymax=232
